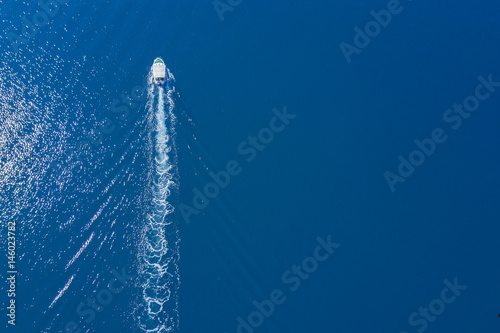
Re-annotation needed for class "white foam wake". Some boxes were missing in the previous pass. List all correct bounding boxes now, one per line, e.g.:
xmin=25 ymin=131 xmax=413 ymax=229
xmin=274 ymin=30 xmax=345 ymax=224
xmin=137 ymin=70 xmax=180 ymax=333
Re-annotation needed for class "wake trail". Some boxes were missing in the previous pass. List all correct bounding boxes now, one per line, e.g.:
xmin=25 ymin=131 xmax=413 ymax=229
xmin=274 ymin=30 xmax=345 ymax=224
xmin=137 ymin=70 xmax=180 ymax=333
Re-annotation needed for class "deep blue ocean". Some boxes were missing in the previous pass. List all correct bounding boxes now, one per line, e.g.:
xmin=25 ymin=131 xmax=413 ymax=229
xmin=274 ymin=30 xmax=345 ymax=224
xmin=1 ymin=0 xmax=499 ymax=332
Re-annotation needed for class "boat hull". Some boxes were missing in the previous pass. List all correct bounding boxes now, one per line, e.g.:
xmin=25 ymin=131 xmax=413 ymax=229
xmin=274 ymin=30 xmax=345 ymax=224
xmin=152 ymin=58 xmax=166 ymax=86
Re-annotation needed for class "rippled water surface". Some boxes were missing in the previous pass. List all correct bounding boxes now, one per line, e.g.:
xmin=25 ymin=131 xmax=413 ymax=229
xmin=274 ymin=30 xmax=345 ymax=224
xmin=1 ymin=1 xmax=500 ymax=333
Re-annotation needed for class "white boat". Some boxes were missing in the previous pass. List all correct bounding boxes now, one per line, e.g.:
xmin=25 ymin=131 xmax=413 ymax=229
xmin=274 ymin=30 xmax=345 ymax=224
xmin=152 ymin=57 xmax=166 ymax=86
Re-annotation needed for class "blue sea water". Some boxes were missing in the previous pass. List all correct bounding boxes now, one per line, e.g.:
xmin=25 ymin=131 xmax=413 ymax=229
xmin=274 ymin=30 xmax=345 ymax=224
xmin=1 ymin=0 xmax=500 ymax=332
